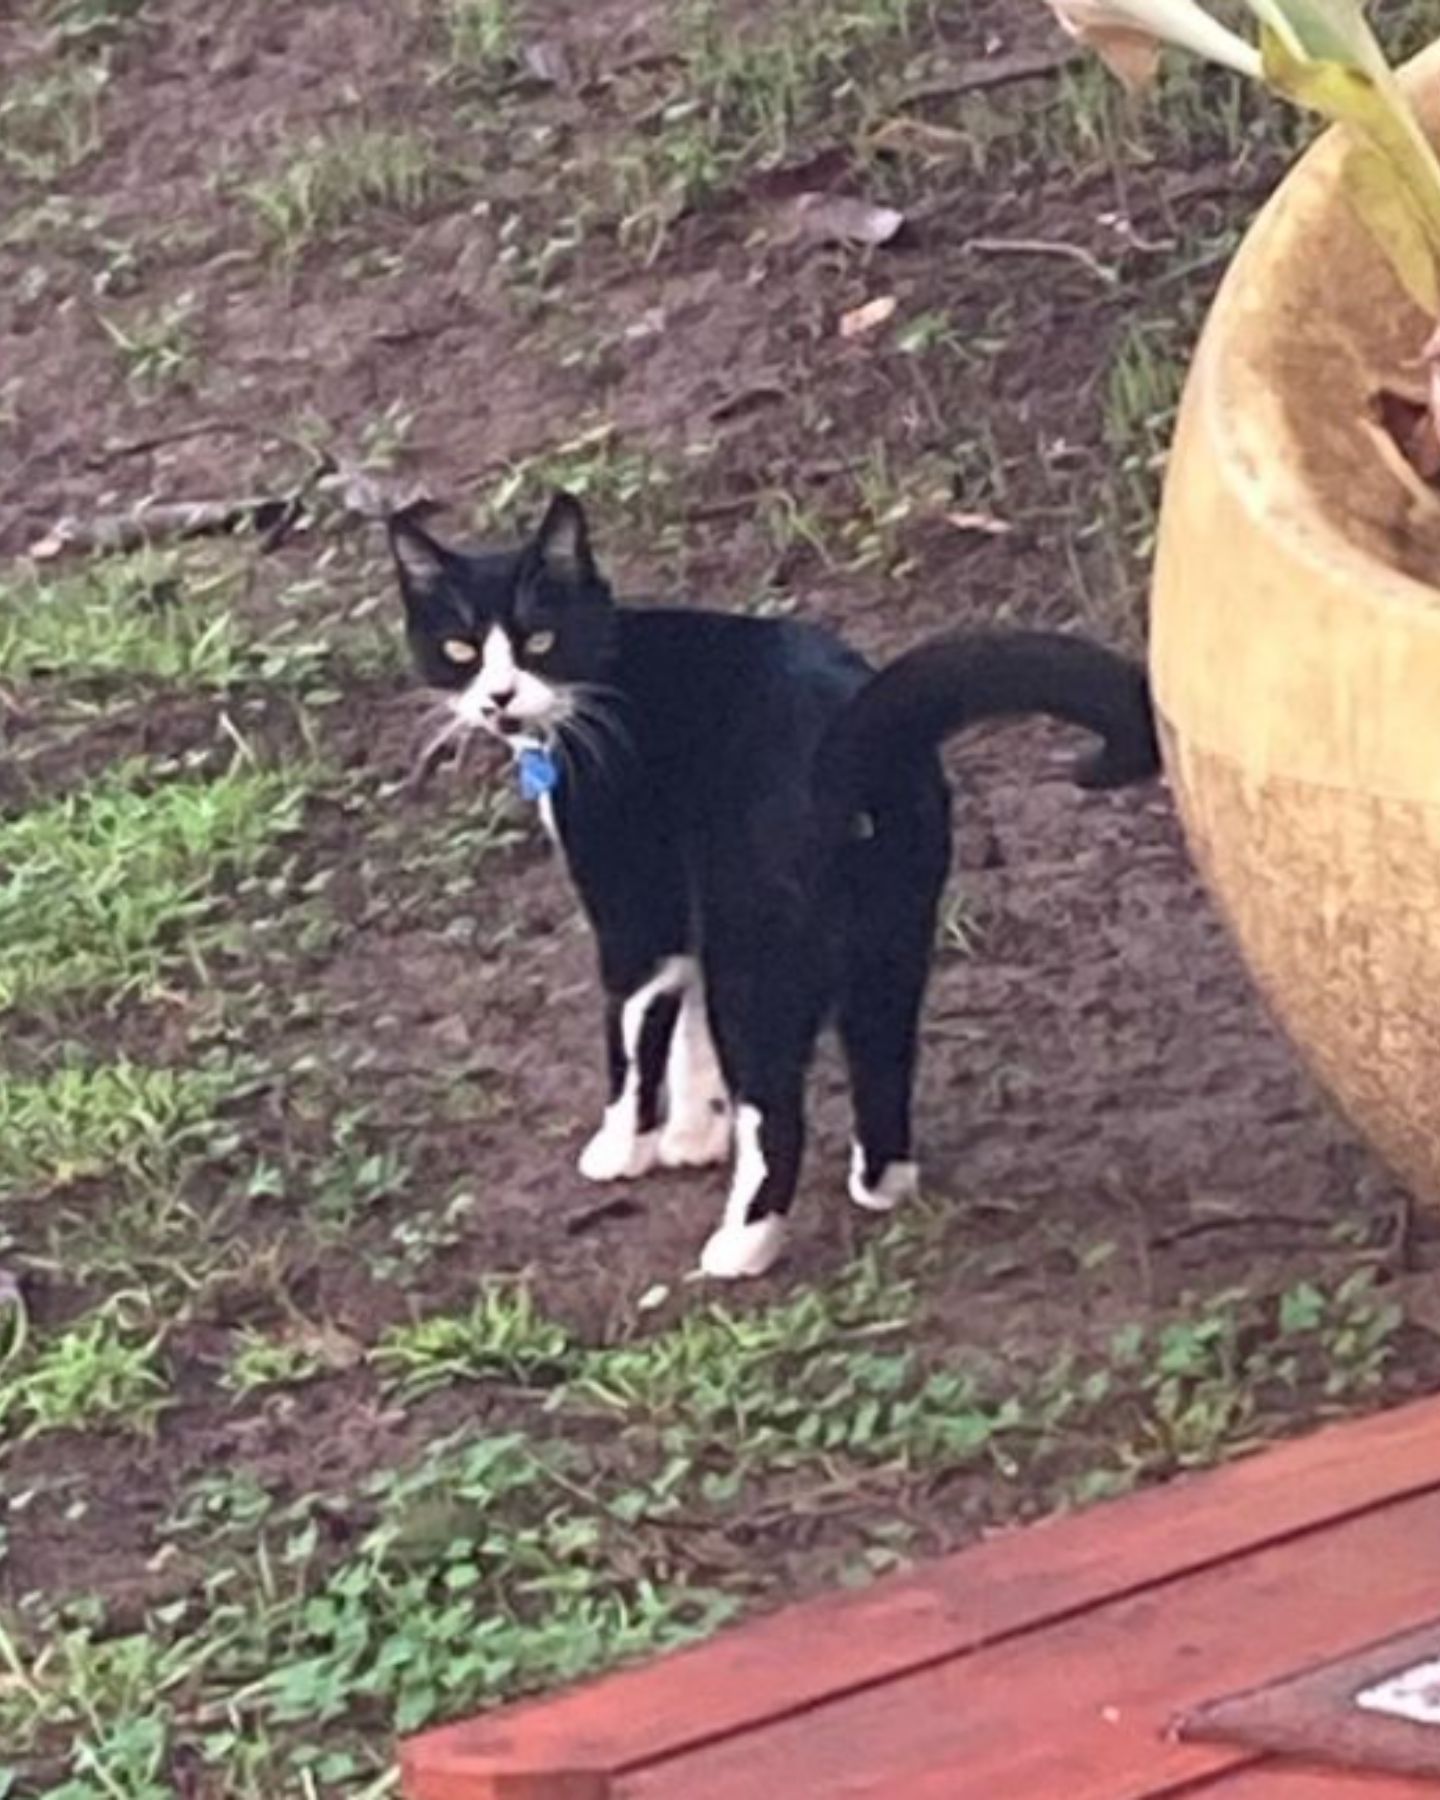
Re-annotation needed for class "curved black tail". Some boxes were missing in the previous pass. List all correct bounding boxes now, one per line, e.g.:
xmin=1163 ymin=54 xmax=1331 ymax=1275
xmin=817 ymin=630 xmax=1160 ymax=825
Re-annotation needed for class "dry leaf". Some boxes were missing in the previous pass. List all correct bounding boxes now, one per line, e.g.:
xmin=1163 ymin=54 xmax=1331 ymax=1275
xmin=784 ymin=192 xmax=905 ymax=247
xmin=945 ymin=509 xmax=1015 ymax=536
xmin=288 ymin=1320 xmax=365 ymax=1372
xmin=521 ymin=40 xmax=575 ymax=86
xmin=839 ymin=295 xmax=898 ymax=338
xmin=319 ymin=459 xmax=431 ymax=521
xmin=866 ymin=117 xmax=972 ymax=161
xmin=1042 ymin=0 xmax=1161 ymax=88
xmin=1039 ymin=0 xmax=1259 ymax=87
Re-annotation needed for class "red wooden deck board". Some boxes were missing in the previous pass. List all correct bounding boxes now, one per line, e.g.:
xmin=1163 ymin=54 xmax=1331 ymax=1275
xmin=1187 ymin=1768 xmax=1440 ymax=1797
xmin=620 ymin=1489 xmax=1440 ymax=1799
xmin=401 ymin=1396 xmax=1440 ymax=1800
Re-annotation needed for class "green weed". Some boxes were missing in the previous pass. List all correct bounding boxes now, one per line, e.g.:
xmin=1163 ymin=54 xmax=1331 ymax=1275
xmin=0 ymin=59 xmax=109 ymax=181
xmin=0 ymin=1434 xmax=734 ymax=1787
xmin=373 ymin=1283 xmax=575 ymax=1399
xmin=223 ymin=1322 xmax=359 ymax=1395
xmin=42 ymin=0 xmax=146 ymax=44
xmin=244 ymin=128 xmax=448 ymax=254
xmin=0 ymin=1297 xmax=169 ymax=1441
xmin=1103 ymin=313 xmax=1189 ymax=558
xmin=441 ymin=0 xmax=514 ymax=75
xmin=99 ymin=291 xmax=200 ymax=391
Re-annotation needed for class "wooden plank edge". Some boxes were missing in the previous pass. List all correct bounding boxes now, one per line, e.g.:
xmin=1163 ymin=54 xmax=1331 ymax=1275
xmin=400 ymin=1393 xmax=1440 ymax=1798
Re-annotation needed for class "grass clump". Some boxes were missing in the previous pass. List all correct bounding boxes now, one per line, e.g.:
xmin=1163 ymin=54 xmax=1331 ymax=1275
xmin=0 ymin=1057 xmax=239 ymax=1197
xmin=0 ymin=1298 xmax=169 ymax=1441
xmin=0 ymin=59 xmax=109 ymax=181
xmin=0 ymin=763 xmax=304 ymax=1013
xmin=244 ymin=127 xmax=447 ymax=254
xmin=0 ymin=551 xmax=246 ymax=688
xmin=441 ymin=0 xmax=514 ymax=74
xmin=373 ymin=1281 xmax=576 ymax=1398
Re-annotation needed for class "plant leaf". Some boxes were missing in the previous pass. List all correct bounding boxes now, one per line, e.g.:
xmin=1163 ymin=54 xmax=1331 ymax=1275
xmin=1261 ymin=23 xmax=1440 ymax=306
xmin=1341 ymin=141 xmax=1439 ymax=312
xmin=1241 ymin=0 xmax=1379 ymax=75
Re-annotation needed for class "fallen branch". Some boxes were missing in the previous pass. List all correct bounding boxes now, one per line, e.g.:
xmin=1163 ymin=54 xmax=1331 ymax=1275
xmin=26 ymin=454 xmax=434 ymax=564
xmin=897 ymin=44 xmax=1082 ymax=104
xmin=27 ymin=492 xmax=311 ymax=561
xmin=82 ymin=419 xmax=250 ymax=469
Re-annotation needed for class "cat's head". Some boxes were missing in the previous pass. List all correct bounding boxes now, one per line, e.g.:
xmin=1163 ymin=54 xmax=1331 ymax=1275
xmin=389 ymin=491 xmax=615 ymax=744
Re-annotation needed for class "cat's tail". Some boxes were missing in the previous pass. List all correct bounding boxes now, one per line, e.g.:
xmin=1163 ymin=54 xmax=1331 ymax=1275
xmin=815 ymin=630 xmax=1160 ymax=827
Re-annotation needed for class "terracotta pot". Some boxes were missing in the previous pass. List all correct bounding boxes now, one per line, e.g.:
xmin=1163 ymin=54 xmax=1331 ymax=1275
xmin=1151 ymin=49 xmax=1440 ymax=1205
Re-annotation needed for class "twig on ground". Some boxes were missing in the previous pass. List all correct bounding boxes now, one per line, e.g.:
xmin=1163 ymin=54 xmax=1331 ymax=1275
xmin=899 ymin=46 xmax=1082 ymax=104
xmin=965 ymin=235 xmax=1118 ymax=286
xmin=82 ymin=420 xmax=250 ymax=469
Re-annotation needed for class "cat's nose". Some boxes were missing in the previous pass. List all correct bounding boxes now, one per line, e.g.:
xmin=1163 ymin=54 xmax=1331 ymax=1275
xmin=485 ymin=688 xmax=516 ymax=713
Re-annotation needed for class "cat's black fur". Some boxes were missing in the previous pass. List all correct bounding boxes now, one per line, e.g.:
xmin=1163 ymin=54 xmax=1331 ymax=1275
xmin=391 ymin=491 xmax=1160 ymax=1277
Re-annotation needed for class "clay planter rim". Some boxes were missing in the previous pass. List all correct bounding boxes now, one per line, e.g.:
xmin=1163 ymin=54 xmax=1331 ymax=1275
xmin=1154 ymin=40 xmax=1440 ymax=679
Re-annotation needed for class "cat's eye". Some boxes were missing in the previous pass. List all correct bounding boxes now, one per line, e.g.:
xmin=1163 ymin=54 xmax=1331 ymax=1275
xmin=442 ymin=638 xmax=479 ymax=665
xmin=524 ymin=629 xmax=556 ymax=658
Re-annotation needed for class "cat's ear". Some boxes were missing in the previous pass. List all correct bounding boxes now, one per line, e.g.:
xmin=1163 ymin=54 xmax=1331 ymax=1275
xmin=388 ymin=514 xmax=454 ymax=601
xmin=532 ymin=491 xmax=597 ymax=585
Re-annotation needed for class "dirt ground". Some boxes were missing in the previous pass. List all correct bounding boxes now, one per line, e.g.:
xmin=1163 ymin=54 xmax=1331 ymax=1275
xmin=5 ymin=0 xmax=1440 ymax=1791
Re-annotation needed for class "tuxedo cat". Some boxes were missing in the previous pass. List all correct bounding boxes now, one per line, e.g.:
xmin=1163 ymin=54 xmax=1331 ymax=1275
xmin=391 ymin=492 xmax=1159 ymax=1278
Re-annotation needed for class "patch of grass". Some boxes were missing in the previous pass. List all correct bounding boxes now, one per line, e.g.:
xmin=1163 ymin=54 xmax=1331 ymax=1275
xmin=441 ymin=0 xmax=514 ymax=76
xmin=310 ymin=1109 xmax=414 ymax=1229
xmin=1 ymin=1433 xmax=734 ymax=1788
xmin=475 ymin=423 xmax=681 ymax=542
xmin=0 ymin=1056 xmax=240 ymax=1197
xmin=252 ymin=1433 xmax=734 ymax=1739
xmin=0 ymin=1297 xmax=169 ymax=1441
xmin=373 ymin=1282 xmax=576 ymax=1399
xmin=99 ymin=290 xmax=200 ymax=392
xmin=41 ymin=0 xmax=146 ymax=45
xmin=223 ymin=1320 xmax=361 ymax=1395
xmin=0 ymin=1221 xmax=1408 ymax=1790
xmin=0 ymin=763 xmax=305 ymax=1014
xmin=0 ymin=58 xmax=109 ymax=181
xmin=565 ymin=1244 xmax=1406 ymax=1501
xmin=612 ymin=0 xmax=925 ymax=248
xmin=244 ymin=127 xmax=448 ymax=255
xmin=0 ymin=550 xmax=246 ymax=688
xmin=1102 ymin=313 xmax=1189 ymax=560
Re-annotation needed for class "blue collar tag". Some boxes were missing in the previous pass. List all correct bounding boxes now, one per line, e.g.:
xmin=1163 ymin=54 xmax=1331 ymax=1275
xmin=516 ymin=744 xmax=560 ymax=802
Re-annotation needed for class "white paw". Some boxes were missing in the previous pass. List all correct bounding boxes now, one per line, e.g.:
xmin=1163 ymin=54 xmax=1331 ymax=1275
xmin=848 ymin=1147 xmax=920 ymax=1213
xmin=658 ymin=1101 xmax=733 ymax=1169
xmin=699 ymin=1214 xmax=788 ymax=1279
xmin=578 ymin=1116 xmax=660 ymax=1183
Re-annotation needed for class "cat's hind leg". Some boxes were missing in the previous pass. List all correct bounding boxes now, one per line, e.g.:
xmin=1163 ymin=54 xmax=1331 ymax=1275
xmin=578 ymin=955 xmax=689 ymax=1182
xmin=839 ymin=953 xmax=926 ymax=1212
xmin=657 ymin=973 xmax=733 ymax=1169
xmin=696 ymin=937 xmax=823 ymax=1278
xmin=838 ymin=781 xmax=949 ymax=1213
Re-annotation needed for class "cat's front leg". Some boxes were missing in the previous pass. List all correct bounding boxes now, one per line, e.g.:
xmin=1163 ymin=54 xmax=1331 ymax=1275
xmin=578 ymin=956 xmax=690 ymax=1182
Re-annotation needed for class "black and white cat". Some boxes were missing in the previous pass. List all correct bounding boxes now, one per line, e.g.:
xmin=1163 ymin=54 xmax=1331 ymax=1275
xmin=391 ymin=492 xmax=1159 ymax=1279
